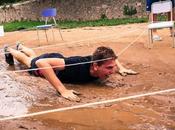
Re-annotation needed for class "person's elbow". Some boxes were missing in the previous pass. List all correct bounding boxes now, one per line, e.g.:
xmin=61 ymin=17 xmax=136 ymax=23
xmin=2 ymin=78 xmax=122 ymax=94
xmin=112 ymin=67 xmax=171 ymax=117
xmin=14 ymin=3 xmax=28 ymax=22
xmin=35 ymin=59 xmax=48 ymax=68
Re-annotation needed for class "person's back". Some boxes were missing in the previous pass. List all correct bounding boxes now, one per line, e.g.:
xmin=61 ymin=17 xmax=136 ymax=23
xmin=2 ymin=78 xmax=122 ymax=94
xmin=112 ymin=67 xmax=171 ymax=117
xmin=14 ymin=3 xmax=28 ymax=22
xmin=29 ymin=53 xmax=98 ymax=83
xmin=56 ymin=55 xmax=98 ymax=83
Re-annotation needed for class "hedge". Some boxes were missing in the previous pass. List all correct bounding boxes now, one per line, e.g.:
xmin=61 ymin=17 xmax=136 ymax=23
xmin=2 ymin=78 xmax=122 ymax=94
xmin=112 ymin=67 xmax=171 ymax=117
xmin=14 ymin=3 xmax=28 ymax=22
xmin=0 ymin=0 xmax=24 ymax=5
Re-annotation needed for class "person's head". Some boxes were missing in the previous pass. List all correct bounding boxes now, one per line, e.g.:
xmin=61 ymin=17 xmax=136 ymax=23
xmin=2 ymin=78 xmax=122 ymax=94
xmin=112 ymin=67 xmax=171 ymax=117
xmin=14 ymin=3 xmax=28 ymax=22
xmin=91 ymin=46 xmax=118 ymax=79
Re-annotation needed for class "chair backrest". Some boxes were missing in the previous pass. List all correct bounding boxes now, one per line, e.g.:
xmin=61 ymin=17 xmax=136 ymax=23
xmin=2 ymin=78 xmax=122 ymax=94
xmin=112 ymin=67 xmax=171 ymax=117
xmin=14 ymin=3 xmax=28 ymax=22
xmin=151 ymin=0 xmax=173 ymax=21
xmin=41 ymin=8 xmax=57 ymax=25
xmin=41 ymin=8 xmax=57 ymax=17
xmin=151 ymin=0 xmax=172 ymax=14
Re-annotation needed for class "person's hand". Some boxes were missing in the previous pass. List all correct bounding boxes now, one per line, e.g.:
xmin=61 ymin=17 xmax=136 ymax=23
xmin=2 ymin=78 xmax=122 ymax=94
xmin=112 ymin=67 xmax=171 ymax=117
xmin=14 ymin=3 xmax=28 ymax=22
xmin=119 ymin=68 xmax=138 ymax=76
xmin=61 ymin=89 xmax=81 ymax=101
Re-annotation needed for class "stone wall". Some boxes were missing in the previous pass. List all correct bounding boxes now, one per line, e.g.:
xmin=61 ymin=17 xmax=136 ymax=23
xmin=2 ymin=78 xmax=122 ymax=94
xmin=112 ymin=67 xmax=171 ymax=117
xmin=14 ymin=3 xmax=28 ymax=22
xmin=0 ymin=0 xmax=146 ymax=23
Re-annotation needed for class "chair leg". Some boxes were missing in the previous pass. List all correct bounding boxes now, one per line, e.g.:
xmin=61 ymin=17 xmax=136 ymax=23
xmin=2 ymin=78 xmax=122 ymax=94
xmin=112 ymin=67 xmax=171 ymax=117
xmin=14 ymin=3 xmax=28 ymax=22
xmin=51 ymin=26 xmax=55 ymax=42
xmin=37 ymin=29 xmax=40 ymax=43
xmin=44 ymin=29 xmax=49 ymax=42
xmin=150 ymin=29 xmax=154 ymax=48
xmin=148 ymin=29 xmax=152 ymax=49
xmin=53 ymin=17 xmax=57 ymax=26
xmin=172 ymin=27 xmax=175 ymax=48
xmin=45 ymin=17 xmax=48 ymax=25
xmin=150 ymin=29 xmax=153 ymax=44
xmin=148 ymin=29 xmax=150 ymax=48
xmin=58 ymin=27 xmax=64 ymax=41
xmin=53 ymin=17 xmax=64 ymax=41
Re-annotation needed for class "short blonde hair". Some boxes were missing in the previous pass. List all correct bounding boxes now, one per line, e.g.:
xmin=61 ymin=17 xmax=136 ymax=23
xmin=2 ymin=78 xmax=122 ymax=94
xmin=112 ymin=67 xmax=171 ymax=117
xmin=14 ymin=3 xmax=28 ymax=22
xmin=92 ymin=46 xmax=117 ymax=66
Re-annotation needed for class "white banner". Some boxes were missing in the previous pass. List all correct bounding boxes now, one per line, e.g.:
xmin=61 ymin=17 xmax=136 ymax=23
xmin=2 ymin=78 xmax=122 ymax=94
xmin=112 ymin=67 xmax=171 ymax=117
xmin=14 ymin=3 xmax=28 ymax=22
xmin=0 ymin=26 xmax=4 ymax=36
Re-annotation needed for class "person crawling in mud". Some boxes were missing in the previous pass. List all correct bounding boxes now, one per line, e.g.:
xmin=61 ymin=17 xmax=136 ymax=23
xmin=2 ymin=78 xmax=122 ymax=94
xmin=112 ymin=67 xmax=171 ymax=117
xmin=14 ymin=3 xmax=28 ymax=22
xmin=4 ymin=43 xmax=137 ymax=101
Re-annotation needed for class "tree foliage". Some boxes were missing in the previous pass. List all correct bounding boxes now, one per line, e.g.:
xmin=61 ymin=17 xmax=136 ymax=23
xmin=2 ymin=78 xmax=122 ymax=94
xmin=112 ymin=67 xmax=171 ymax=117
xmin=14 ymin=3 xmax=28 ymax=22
xmin=123 ymin=4 xmax=137 ymax=16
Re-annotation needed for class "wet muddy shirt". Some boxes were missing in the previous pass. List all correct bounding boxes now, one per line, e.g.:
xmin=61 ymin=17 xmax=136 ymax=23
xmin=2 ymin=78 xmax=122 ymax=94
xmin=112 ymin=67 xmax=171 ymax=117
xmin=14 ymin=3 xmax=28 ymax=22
xmin=56 ymin=55 xmax=98 ymax=84
xmin=30 ymin=53 xmax=98 ymax=84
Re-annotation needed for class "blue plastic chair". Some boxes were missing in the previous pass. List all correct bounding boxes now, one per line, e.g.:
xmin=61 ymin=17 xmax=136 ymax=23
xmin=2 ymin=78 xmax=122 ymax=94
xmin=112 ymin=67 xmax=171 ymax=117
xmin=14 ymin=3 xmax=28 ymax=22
xmin=41 ymin=8 xmax=57 ymax=25
xmin=36 ymin=8 xmax=63 ymax=42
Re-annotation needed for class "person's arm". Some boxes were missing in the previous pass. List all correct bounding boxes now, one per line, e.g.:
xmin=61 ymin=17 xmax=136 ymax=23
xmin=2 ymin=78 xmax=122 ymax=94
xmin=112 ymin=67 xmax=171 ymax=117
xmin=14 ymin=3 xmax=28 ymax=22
xmin=35 ymin=58 xmax=80 ymax=101
xmin=115 ymin=59 xmax=138 ymax=76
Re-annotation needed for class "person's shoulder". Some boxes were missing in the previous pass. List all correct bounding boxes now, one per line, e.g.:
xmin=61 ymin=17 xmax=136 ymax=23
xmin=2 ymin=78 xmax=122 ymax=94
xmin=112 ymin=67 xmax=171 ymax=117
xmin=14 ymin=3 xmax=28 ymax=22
xmin=64 ymin=55 xmax=92 ymax=64
xmin=83 ymin=55 xmax=92 ymax=60
xmin=77 ymin=55 xmax=92 ymax=63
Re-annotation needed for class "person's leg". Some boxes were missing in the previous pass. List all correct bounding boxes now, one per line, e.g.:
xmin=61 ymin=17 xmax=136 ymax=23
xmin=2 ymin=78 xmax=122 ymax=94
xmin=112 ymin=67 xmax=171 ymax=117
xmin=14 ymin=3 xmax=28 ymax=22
xmin=146 ymin=0 xmax=151 ymax=12
xmin=17 ymin=43 xmax=36 ymax=58
xmin=8 ymin=47 xmax=33 ymax=68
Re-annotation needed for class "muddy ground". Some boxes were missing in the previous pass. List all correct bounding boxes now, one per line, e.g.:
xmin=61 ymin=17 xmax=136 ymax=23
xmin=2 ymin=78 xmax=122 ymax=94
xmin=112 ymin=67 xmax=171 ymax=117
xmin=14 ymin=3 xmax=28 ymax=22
xmin=0 ymin=23 xmax=175 ymax=130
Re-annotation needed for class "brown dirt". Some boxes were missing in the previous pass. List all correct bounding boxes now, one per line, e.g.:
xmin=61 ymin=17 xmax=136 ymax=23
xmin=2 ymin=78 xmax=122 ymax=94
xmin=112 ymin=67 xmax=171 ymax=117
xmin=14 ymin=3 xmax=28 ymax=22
xmin=0 ymin=23 xmax=175 ymax=130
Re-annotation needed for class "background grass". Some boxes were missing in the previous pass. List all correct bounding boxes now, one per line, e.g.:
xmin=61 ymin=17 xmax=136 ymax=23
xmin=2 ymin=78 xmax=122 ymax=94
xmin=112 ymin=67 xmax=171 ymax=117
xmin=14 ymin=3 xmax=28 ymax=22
xmin=2 ymin=17 xmax=148 ymax=32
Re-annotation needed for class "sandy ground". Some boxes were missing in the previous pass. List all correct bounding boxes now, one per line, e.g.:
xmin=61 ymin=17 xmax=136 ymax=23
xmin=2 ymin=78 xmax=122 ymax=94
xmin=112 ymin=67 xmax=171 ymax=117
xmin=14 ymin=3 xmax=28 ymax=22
xmin=0 ymin=23 xmax=175 ymax=130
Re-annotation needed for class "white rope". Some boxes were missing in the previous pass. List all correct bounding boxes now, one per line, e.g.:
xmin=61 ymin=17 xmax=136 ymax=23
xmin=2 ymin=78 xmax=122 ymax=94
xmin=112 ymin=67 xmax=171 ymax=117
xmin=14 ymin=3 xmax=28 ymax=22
xmin=0 ymin=88 xmax=175 ymax=121
xmin=0 ymin=28 xmax=141 ymax=55
xmin=0 ymin=57 xmax=113 ymax=74
xmin=0 ymin=29 xmax=146 ymax=75
xmin=118 ymin=30 xmax=146 ymax=56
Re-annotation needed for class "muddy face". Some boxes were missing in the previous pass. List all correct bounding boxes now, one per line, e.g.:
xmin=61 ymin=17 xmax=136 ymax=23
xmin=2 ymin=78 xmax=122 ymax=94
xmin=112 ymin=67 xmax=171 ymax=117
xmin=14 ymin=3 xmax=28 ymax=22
xmin=93 ymin=59 xmax=117 ymax=79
